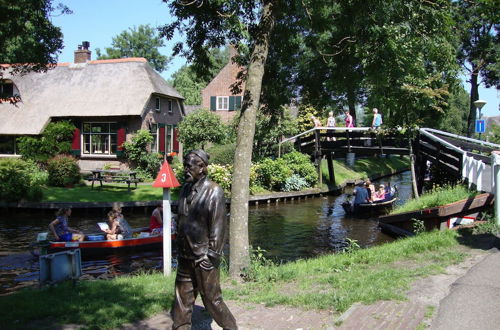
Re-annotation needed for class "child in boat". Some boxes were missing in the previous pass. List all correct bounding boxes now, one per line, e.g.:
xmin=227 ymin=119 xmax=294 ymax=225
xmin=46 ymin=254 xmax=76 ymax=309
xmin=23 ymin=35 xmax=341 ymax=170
xmin=102 ymin=210 xmax=129 ymax=240
xmin=48 ymin=208 xmax=84 ymax=242
xmin=365 ymin=179 xmax=376 ymax=202
xmin=112 ymin=206 xmax=132 ymax=239
xmin=373 ymin=184 xmax=386 ymax=201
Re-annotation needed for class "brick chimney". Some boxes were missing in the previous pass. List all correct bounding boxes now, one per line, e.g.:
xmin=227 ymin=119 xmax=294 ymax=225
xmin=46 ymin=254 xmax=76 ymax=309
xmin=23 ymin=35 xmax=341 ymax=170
xmin=74 ymin=41 xmax=91 ymax=63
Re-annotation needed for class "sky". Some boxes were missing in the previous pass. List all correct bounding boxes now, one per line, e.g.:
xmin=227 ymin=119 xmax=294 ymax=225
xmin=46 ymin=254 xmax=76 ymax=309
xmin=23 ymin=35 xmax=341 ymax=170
xmin=51 ymin=0 xmax=499 ymax=117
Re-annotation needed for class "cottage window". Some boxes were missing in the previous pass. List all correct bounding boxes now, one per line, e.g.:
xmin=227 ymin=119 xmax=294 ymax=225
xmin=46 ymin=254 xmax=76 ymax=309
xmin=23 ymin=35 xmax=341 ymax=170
xmin=168 ymin=100 xmax=173 ymax=113
xmin=155 ymin=97 xmax=161 ymax=112
xmin=0 ymin=135 xmax=18 ymax=155
xmin=150 ymin=123 xmax=158 ymax=152
xmin=217 ymin=96 xmax=229 ymax=110
xmin=82 ymin=122 xmax=118 ymax=155
xmin=166 ymin=125 xmax=174 ymax=153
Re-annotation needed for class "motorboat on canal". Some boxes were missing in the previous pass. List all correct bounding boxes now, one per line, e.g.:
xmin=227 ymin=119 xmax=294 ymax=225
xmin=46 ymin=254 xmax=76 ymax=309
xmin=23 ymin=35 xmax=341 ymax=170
xmin=31 ymin=227 xmax=176 ymax=257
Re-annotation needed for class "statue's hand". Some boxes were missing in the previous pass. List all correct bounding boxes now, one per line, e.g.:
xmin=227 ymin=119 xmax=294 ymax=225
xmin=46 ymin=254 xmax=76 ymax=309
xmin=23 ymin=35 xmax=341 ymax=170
xmin=195 ymin=255 xmax=214 ymax=271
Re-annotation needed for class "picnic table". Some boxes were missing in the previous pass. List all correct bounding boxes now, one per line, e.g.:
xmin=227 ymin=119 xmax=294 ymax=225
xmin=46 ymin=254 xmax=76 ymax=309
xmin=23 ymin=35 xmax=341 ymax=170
xmin=88 ymin=169 xmax=139 ymax=191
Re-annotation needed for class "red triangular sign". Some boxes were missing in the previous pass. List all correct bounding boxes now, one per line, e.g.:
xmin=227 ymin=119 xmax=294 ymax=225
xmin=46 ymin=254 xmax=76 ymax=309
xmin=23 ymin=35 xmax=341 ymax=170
xmin=152 ymin=161 xmax=181 ymax=188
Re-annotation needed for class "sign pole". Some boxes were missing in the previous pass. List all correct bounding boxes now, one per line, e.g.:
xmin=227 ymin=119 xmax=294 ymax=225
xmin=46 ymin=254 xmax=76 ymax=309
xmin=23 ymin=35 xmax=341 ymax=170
xmin=163 ymin=188 xmax=172 ymax=276
xmin=152 ymin=160 xmax=180 ymax=277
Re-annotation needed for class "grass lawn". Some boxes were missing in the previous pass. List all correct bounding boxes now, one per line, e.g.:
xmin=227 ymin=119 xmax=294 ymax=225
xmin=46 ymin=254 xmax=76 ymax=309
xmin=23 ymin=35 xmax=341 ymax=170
xmin=0 ymin=230 xmax=469 ymax=329
xmin=41 ymin=184 xmax=180 ymax=203
xmin=322 ymin=156 xmax=409 ymax=184
xmin=391 ymin=184 xmax=478 ymax=214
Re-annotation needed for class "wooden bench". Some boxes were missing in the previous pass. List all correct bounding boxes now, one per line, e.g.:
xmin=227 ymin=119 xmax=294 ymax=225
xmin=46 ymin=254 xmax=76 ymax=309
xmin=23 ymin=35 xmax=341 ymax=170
xmin=87 ymin=170 xmax=139 ymax=191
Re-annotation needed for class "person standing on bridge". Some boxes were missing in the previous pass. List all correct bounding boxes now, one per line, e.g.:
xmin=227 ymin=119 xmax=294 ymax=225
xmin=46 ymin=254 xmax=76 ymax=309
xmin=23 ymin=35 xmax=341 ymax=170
xmin=345 ymin=110 xmax=354 ymax=128
xmin=311 ymin=115 xmax=322 ymax=128
xmin=371 ymin=108 xmax=382 ymax=129
xmin=327 ymin=111 xmax=336 ymax=141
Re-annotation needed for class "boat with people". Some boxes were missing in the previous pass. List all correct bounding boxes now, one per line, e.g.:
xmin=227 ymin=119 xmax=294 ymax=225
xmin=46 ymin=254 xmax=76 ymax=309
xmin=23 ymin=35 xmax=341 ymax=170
xmin=342 ymin=197 xmax=397 ymax=216
xmin=31 ymin=227 xmax=176 ymax=257
xmin=342 ymin=181 xmax=398 ymax=216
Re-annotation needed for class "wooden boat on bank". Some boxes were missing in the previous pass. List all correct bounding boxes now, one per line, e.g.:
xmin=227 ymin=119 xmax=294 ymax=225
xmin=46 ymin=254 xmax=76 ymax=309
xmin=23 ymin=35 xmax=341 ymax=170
xmin=31 ymin=227 xmax=176 ymax=257
xmin=342 ymin=197 xmax=397 ymax=217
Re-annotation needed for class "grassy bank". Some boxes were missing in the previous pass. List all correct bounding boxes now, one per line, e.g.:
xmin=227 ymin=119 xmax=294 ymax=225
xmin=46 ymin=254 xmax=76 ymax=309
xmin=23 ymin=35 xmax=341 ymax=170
xmin=391 ymin=185 xmax=478 ymax=214
xmin=41 ymin=185 xmax=179 ymax=203
xmin=39 ymin=156 xmax=409 ymax=203
xmin=0 ymin=230 xmax=466 ymax=329
xmin=322 ymin=156 xmax=409 ymax=184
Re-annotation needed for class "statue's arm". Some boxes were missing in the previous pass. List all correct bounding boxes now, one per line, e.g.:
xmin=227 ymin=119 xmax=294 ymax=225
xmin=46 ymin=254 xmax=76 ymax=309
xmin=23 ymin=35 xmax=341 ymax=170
xmin=207 ymin=185 xmax=226 ymax=262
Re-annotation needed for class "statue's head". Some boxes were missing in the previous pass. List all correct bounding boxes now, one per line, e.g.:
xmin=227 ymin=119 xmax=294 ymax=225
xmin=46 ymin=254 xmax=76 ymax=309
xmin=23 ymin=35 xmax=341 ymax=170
xmin=184 ymin=149 xmax=209 ymax=183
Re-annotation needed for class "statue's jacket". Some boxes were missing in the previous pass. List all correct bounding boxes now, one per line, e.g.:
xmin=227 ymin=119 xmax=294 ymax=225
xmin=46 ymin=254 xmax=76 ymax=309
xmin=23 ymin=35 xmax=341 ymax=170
xmin=176 ymin=176 xmax=226 ymax=264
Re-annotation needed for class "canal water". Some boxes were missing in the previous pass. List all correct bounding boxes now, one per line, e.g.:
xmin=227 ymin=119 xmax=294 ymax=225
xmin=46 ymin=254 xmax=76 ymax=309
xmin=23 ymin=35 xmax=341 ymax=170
xmin=0 ymin=171 xmax=412 ymax=294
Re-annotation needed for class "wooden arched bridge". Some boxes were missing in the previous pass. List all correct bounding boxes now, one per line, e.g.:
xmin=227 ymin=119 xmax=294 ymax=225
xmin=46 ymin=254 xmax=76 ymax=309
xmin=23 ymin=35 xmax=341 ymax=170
xmin=279 ymin=127 xmax=500 ymax=194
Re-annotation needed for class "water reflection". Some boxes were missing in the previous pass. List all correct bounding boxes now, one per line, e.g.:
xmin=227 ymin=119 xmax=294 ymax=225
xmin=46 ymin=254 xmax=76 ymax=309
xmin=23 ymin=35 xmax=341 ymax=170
xmin=0 ymin=171 xmax=411 ymax=294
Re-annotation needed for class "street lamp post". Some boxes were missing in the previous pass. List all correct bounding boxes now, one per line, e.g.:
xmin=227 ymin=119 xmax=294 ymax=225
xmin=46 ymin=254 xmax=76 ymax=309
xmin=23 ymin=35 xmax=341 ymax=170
xmin=474 ymin=99 xmax=487 ymax=140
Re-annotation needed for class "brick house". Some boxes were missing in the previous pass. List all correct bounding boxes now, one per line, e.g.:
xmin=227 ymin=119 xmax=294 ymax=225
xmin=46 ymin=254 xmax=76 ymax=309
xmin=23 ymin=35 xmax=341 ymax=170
xmin=0 ymin=42 xmax=184 ymax=171
xmin=201 ymin=47 xmax=245 ymax=122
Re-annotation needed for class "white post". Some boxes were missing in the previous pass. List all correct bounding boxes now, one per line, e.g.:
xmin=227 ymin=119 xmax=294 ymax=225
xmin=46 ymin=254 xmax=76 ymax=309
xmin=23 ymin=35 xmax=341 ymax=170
xmin=492 ymin=152 xmax=500 ymax=226
xmin=162 ymin=189 xmax=172 ymax=276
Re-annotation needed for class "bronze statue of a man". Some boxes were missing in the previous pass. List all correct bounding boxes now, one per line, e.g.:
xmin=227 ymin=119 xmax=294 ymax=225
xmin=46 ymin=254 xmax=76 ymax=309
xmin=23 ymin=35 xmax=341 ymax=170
xmin=172 ymin=150 xmax=237 ymax=330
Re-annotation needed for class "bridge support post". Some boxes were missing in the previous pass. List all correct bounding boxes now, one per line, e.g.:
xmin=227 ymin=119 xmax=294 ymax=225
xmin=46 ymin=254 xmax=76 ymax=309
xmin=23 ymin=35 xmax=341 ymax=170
xmin=492 ymin=151 xmax=500 ymax=226
xmin=314 ymin=129 xmax=322 ymax=186
xmin=326 ymin=152 xmax=335 ymax=186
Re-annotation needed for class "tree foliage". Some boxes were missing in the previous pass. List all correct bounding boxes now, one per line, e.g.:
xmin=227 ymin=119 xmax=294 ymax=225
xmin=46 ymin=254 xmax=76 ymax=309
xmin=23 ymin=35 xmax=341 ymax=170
xmin=177 ymin=109 xmax=228 ymax=151
xmin=170 ymin=47 xmax=229 ymax=105
xmin=96 ymin=24 xmax=170 ymax=72
xmin=454 ymin=0 xmax=499 ymax=136
xmin=0 ymin=0 xmax=67 ymax=100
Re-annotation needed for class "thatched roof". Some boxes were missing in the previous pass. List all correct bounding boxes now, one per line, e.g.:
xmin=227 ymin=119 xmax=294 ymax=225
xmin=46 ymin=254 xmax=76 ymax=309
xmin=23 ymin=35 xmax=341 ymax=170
xmin=0 ymin=58 xmax=183 ymax=135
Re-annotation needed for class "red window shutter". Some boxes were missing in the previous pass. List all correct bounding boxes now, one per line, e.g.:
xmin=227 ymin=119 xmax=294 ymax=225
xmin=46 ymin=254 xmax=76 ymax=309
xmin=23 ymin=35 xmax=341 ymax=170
xmin=173 ymin=127 xmax=179 ymax=152
xmin=159 ymin=125 xmax=166 ymax=154
xmin=71 ymin=128 xmax=80 ymax=156
xmin=116 ymin=127 xmax=126 ymax=156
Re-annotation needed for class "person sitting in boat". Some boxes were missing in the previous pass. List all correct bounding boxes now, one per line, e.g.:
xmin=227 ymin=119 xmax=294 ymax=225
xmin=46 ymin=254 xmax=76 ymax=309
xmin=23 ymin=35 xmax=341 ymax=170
xmin=373 ymin=184 xmax=386 ymax=201
xmin=365 ymin=179 xmax=376 ymax=202
xmin=112 ymin=206 xmax=132 ymax=239
xmin=150 ymin=204 xmax=163 ymax=235
xmin=102 ymin=210 xmax=125 ymax=240
xmin=353 ymin=182 xmax=370 ymax=205
xmin=48 ymin=208 xmax=84 ymax=242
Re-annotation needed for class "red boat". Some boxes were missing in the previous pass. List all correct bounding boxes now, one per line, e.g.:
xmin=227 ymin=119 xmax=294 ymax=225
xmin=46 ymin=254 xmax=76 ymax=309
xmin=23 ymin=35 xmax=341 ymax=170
xmin=32 ymin=228 xmax=176 ymax=257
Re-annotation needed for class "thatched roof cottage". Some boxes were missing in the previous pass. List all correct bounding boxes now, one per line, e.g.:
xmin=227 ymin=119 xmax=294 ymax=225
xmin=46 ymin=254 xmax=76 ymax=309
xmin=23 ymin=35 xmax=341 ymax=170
xmin=0 ymin=42 xmax=184 ymax=171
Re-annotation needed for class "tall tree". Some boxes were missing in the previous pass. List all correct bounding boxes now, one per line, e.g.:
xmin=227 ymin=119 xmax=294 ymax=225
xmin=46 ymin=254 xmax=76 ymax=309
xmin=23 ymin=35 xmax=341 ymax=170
xmin=0 ymin=0 xmax=67 ymax=98
xmin=96 ymin=24 xmax=170 ymax=72
xmin=454 ymin=0 xmax=499 ymax=136
xmin=162 ymin=0 xmax=279 ymax=277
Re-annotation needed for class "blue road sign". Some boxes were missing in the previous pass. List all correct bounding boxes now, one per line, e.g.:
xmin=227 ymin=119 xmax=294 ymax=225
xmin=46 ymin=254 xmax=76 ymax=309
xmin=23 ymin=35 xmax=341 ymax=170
xmin=475 ymin=119 xmax=485 ymax=133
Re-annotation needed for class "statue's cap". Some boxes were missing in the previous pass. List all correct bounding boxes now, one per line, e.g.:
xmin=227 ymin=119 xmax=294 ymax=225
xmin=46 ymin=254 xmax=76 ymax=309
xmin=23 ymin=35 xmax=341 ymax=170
xmin=188 ymin=149 xmax=209 ymax=166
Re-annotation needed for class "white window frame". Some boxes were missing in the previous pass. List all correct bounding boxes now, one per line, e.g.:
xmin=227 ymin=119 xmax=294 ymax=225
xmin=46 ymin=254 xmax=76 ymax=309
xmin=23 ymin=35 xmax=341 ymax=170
xmin=0 ymin=135 xmax=19 ymax=155
xmin=155 ymin=97 xmax=161 ymax=112
xmin=168 ymin=100 xmax=173 ymax=113
xmin=217 ymin=96 xmax=229 ymax=110
xmin=81 ymin=122 xmax=118 ymax=156
xmin=150 ymin=123 xmax=159 ymax=152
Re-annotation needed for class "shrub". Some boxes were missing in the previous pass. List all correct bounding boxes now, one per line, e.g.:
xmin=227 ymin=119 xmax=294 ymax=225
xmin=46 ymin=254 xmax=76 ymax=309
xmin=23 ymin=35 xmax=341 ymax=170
xmin=17 ymin=120 xmax=75 ymax=163
xmin=282 ymin=174 xmax=308 ymax=192
xmin=0 ymin=158 xmax=45 ymax=202
xmin=208 ymin=164 xmax=232 ymax=191
xmin=281 ymin=151 xmax=317 ymax=186
xmin=46 ymin=155 xmax=81 ymax=187
xmin=207 ymin=143 xmax=236 ymax=166
xmin=254 ymin=158 xmax=293 ymax=191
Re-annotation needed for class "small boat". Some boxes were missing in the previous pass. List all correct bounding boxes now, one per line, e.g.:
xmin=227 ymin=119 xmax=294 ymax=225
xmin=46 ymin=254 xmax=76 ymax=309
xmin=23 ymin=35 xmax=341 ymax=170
xmin=342 ymin=197 xmax=397 ymax=217
xmin=31 ymin=227 xmax=176 ymax=257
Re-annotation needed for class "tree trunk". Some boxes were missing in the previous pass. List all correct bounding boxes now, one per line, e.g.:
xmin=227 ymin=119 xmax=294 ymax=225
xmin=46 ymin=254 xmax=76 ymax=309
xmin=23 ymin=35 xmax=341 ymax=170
xmin=229 ymin=0 xmax=276 ymax=278
xmin=467 ymin=64 xmax=479 ymax=137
